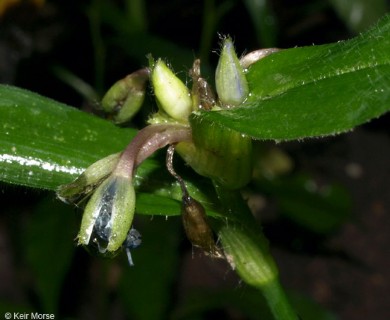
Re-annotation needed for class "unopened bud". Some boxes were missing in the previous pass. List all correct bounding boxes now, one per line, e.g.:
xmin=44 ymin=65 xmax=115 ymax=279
xmin=150 ymin=57 xmax=192 ymax=122
xmin=215 ymin=37 xmax=249 ymax=107
xmin=101 ymin=68 xmax=149 ymax=124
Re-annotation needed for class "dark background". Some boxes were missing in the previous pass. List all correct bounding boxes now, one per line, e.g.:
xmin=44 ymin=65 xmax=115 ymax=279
xmin=0 ymin=1 xmax=389 ymax=319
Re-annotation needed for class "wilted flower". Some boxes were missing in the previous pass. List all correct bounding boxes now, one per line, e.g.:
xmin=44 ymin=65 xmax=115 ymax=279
xmin=190 ymin=59 xmax=216 ymax=111
xmin=181 ymin=195 xmax=223 ymax=258
xmin=78 ymin=173 xmax=136 ymax=252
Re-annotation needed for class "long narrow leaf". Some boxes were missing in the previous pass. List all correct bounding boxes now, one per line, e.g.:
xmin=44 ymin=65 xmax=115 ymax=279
xmin=195 ymin=14 xmax=390 ymax=140
xmin=0 ymin=85 xmax=135 ymax=189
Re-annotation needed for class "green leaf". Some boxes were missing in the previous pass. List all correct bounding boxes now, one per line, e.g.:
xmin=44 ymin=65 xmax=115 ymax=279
xmin=0 ymin=85 xmax=135 ymax=190
xmin=135 ymin=193 xmax=181 ymax=215
xmin=1 ymin=16 xmax=390 ymax=218
xmin=195 ymin=14 xmax=390 ymax=140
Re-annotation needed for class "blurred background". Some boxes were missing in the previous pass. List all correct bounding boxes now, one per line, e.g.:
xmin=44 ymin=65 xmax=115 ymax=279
xmin=0 ymin=0 xmax=389 ymax=319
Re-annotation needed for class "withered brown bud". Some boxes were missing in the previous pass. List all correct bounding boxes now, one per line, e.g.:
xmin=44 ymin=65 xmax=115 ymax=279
xmin=190 ymin=59 xmax=216 ymax=111
xmin=181 ymin=195 xmax=223 ymax=258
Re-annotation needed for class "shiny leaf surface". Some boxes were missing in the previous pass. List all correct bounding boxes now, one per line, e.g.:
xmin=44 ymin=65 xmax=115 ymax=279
xmin=196 ymin=15 xmax=390 ymax=140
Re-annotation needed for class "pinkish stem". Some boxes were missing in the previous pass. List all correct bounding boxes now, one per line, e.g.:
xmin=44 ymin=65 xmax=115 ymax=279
xmin=113 ymin=124 xmax=192 ymax=179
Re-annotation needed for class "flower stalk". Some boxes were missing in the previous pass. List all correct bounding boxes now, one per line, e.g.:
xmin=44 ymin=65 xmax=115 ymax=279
xmin=114 ymin=124 xmax=192 ymax=179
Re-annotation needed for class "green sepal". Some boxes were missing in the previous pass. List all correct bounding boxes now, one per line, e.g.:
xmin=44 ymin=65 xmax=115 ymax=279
xmin=176 ymin=114 xmax=252 ymax=189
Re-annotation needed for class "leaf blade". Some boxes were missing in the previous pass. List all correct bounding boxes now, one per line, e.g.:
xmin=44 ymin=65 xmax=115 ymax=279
xmin=196 ymin=14 xmax=390 ymax=140
xmin=0 ymin=85 xmax=135 ymax=189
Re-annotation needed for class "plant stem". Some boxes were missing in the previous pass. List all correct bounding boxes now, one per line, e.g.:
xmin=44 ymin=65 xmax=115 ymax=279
xmin=261 ymin=279 xmax=299 ymax=320
xmin=214 ymin=183 xmax=298 ymax=320
xmin=114 ymin=124 xmax=191 ymax=179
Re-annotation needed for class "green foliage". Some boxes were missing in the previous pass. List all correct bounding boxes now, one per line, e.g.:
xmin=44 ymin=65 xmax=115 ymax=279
xmin=0 ymin=1 xmax=389 ymax=319
xmin=197 ymin=14 xmax=390 ymax=140
xmin=1 ymin=15 xmax=389 ymax=190
xmin=0 ymin=85 xmax=134 ymax=189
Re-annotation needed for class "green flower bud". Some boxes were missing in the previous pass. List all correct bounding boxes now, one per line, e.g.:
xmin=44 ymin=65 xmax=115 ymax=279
xmin=57 ymin=153 xmax=121 ymax=204
xmin=78 ymin=173 xmax=136 ymax=253
xmin=101 ymin=68 xmax=149 ymax=124
xmin=150 ymin=58 xmax=192 ymax=122
xmin=215 ymin=37 xmax=249 ymax=107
